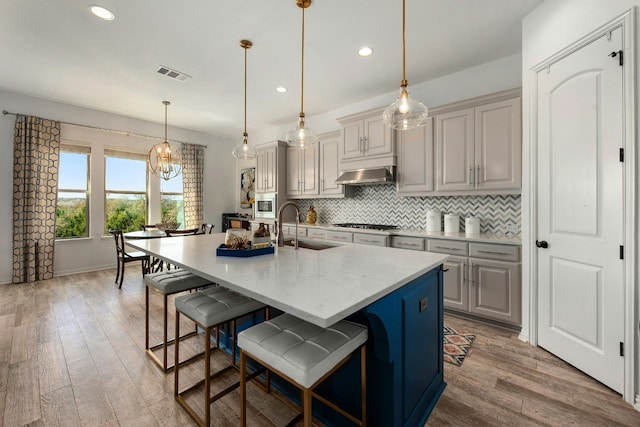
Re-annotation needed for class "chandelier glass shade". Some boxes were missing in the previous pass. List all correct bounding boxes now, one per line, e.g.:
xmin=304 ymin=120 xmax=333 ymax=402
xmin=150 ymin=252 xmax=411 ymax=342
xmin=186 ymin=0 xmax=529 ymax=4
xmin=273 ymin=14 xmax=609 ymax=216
xmin=382 ymin=0 xmax=428 ymax=130
xmin=232 ymin=39 xmax=257 ymax=160
xmin=286 ymin=0 xmax=318 ymax=149
xmin=148 ymin=101 xmax=182 ymax=181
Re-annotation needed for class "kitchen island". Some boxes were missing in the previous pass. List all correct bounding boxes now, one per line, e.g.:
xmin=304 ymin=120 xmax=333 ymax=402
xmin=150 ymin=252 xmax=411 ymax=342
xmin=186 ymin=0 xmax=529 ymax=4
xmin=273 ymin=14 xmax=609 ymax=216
xmin=127 ymin=233 xmax=449 ymax=427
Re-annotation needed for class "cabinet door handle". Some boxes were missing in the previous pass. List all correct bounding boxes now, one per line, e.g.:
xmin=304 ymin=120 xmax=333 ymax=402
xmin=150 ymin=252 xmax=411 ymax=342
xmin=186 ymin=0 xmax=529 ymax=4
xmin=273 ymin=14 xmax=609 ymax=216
xmin=469 ymin=166 xmax=474 ymax=186
xmin=476 ymin=165 xmax=481 ymax=185
xmin=358 ymin=136 xmax=363 ymax=153
xmin=477 ymin=250 xmax=511 ymax=256
xmin=363 ymin=136 xmax=368 ymax=153
xmin=435 ymin=246 xmax=462 ymax=252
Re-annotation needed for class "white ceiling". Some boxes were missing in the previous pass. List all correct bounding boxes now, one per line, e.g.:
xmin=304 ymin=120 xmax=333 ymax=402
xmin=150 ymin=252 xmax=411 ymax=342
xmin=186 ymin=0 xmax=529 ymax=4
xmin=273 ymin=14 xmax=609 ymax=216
xmin=0 ymin=0 xmax=543 ymax=139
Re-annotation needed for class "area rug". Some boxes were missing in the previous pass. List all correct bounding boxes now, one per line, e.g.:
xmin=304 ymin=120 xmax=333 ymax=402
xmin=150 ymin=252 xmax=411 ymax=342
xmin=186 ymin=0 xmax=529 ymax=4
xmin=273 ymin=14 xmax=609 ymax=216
xmin=443 ymin=326 xmax=476 ymax=367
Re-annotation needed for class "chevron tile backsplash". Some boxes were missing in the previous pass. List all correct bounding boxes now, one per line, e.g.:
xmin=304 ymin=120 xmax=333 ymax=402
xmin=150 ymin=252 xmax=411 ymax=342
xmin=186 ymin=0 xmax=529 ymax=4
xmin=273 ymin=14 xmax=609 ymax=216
xmin=295 ymin=186 xmax=521 ymax=235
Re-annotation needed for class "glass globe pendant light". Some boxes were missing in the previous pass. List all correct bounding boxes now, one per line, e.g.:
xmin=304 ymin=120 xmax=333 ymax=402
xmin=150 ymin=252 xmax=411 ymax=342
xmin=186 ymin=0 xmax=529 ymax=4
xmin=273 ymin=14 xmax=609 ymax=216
xmin=285 ymin=0 xmax=318 ymax=149
xmin=232 ymin=39 xmax=257 ymax=160
xmin=148 ymin=101 xmax=182 ymax=180
xmin=382 ymin=0 xmax=428 ymax=130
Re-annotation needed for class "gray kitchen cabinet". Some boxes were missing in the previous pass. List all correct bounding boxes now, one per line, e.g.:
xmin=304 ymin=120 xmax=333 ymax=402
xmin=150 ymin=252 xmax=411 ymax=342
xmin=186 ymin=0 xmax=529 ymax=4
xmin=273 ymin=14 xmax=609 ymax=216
xmin=427 ymin=238 xmax=521 ymax=326
xmin=469 ymin=257 xmax=521 ymax=325
xmin=338 ymin=107 xmax=394 ymax=162
xmin=396 ymin=117 xmax=434 ymax=195
xmin=255 ymin=141 xmax=287 ymax=194
xmin=442 ymin=255 xmax=468 ymax=312
xmin=353 ymin=233 xmax=388 ymax=247
xmin=391 ymin=236 xmax=425 ymax=251
xmin=287 ymin=144 xmax=319 ymax=198
xmin=319 ymin=132 xmax=345 ymax=197
xmin=325 ymin=230 xmax=353 ymax=243
xmin=434 ymin=92 xmax=521 ymax=195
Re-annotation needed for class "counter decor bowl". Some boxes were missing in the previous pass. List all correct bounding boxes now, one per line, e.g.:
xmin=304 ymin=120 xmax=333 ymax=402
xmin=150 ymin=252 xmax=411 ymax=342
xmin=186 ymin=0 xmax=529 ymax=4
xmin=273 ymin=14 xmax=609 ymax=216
xmin=155 ymin=222 xmax=180 ymax=231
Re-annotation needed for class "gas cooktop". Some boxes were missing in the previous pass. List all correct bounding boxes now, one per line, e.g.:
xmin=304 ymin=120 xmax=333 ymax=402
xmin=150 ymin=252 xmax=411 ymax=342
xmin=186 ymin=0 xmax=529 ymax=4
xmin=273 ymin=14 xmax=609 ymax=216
xmin=332 ymin=223 xmax=398 ymax=231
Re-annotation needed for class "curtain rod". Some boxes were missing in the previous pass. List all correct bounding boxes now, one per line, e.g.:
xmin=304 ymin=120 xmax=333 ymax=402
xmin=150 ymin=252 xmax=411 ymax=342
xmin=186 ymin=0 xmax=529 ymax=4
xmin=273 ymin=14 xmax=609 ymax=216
xmin=2 ymin=109 xmax=207 ymax=148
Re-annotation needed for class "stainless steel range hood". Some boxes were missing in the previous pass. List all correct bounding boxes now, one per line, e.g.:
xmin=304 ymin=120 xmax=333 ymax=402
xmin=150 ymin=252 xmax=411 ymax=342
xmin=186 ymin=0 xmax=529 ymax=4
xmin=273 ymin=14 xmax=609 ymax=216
xmin=335 ymin=166 xmax=396 ymax=185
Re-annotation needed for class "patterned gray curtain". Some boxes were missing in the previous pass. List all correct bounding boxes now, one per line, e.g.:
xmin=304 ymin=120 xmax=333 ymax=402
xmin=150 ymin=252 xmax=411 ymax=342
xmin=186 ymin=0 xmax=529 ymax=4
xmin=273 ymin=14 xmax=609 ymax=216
xmin=13 ymin=115 xmax=61 ymax=283
xmin=181 ymin=143 xmax=204 ymax=229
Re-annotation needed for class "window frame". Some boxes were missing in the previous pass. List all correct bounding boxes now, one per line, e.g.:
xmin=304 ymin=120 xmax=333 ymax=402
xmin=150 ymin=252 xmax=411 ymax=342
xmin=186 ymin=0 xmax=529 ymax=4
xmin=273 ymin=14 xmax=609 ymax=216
xmin=104 ymin=148 xmax=149 ymax=234
xmin=55 ymin=143 xmax=91 ymax=240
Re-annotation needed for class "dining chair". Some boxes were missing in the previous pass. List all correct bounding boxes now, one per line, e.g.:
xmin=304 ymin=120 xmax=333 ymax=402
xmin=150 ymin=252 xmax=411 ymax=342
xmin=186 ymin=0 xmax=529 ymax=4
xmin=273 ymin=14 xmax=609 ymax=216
xmin=200 ymin=223 xmax=215 ymax=234
xmin=109 ymin=229 xmax=150 ymax=289
xmin=165 ymin=228 xmax=200 ymax=236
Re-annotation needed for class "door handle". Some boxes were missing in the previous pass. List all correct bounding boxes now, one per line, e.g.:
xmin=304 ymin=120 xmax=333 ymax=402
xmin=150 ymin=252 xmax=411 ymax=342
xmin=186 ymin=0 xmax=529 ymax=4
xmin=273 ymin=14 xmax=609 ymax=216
xmin=536 ymin=240 xmax=549 ymax=249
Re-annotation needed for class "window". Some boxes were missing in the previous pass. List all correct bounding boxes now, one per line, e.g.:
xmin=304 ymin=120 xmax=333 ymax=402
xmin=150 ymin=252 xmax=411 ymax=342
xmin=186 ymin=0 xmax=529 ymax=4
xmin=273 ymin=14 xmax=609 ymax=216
xmin=104 ymin=150 xmax=148 ymax=233
xmin=56 ymin=145 xmax=90 ymax=239
xmin=161 ymin=172 xmax=184 ymax=227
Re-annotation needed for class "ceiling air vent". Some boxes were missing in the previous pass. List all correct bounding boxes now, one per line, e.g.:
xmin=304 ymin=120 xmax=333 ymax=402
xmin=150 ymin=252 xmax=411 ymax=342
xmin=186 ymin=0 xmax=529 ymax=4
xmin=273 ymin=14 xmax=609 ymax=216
xmin=156 ymin=65 xmax=191 ymax=82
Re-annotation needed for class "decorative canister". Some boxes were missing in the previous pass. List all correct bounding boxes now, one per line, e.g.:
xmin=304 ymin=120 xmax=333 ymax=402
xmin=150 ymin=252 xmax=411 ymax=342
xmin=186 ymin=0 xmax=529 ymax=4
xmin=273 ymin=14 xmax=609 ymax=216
xmin=426 ymin=209 xmax=441 ymax=232
xmin=444 ymin=214 xmax=460 ymax=233
xmin=306 ymin=205 xmax=317 ymax=224
xmin=465 ymin=217 xmax=480 ymax=235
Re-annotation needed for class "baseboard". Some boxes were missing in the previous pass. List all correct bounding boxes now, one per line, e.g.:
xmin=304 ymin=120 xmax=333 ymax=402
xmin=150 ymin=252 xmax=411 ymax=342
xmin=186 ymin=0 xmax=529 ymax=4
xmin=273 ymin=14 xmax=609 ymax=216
xmin=0 ymin=265 xmax=115 ymax=285
xmin=444 ymin=309 xmax=522 ymax=333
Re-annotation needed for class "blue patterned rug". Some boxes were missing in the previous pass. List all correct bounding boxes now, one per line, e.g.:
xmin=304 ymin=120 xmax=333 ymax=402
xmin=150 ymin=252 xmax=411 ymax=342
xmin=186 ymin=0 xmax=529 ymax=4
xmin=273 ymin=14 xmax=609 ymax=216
xmin=443 ymin=326 xmax=476 ymax=367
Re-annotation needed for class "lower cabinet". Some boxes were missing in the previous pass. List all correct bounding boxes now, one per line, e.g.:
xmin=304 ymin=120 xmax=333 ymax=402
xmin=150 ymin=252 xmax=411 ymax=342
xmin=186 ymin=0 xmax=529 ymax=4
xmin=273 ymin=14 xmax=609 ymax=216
xmin=468 ymin=257 xmax=521 ymax=325
xmin=425 ymin=238 xmax=521 ymax=326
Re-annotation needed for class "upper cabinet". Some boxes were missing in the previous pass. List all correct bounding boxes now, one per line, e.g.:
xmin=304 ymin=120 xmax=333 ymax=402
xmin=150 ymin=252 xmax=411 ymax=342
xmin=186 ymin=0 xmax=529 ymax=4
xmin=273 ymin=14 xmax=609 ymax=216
xmin=434 ymin=93 xmax=522 ymax=194
xmin=285 ymin=131 xmax=347 ymax=199
xmin=318 ymin=131 xmax=345 ymax=197
xmin=396 ymin=117 xmax=434 ymax=195
xmin=255 ymin=140 xmax=287 ymax=194
xmin=338 ymin=107 xmax=395 ymax=169
xmin=287 ymin=144 xmax=319 ymax=198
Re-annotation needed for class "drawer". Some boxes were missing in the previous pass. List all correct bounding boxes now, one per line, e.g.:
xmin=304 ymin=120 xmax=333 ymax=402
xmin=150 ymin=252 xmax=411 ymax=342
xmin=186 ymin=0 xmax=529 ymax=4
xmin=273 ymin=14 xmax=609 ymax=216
xmin=325 ymin=230 xmax=353 ymax=243
xmin=469 ymin=243 xmax=520 ymax=262
xmin=295 ymin=227 xmax=307 ymax=238
xmin=353 ymin=233 xmax=388 ymax=247
xmin=427 ymin=239 xmax=469 ymax=256
xmin=391 ymin=236 xmax=425 ymax=251
xmin=306 ymin=228 xmax=327 ymax=240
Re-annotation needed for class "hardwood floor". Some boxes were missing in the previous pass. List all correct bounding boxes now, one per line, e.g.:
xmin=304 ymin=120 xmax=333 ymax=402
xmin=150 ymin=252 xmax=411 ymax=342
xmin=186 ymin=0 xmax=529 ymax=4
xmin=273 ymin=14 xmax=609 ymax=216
xmin=0 ymin=269 xmax=638 ymax=426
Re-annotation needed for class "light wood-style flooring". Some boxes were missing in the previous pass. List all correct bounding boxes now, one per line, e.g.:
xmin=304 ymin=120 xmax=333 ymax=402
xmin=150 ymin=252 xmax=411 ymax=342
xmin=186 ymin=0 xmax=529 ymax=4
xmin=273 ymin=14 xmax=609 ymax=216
xmin=0 ymin=268 xmax=638 ymax=426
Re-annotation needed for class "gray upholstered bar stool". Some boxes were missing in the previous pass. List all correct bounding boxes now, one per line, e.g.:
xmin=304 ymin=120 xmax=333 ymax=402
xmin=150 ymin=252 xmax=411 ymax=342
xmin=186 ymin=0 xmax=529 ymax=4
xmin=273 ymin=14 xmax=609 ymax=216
xmin=174 ymin=286 xmax=267 ymax=427
xmin=144 ymin=269 xmax=214 ymax=371
xmin=238 ymin=313 xmax=368 ymax=427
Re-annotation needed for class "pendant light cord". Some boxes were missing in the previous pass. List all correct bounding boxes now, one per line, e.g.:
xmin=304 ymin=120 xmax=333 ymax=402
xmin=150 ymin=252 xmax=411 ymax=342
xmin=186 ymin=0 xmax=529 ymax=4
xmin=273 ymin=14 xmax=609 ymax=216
xmin=244 ymin=44 xmax=248 ymax=136
xmin=163 ymin=100 xmax=169 ymax=141
xmin=300 ymin=5 xmax=305 ymax=116
xmin=401 ymin=0 xmax=407 ymax=86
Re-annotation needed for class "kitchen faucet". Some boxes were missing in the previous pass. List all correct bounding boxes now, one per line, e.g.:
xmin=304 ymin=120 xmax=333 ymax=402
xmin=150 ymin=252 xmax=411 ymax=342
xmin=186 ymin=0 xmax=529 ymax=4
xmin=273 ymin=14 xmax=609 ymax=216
xmin=276 ymin=201 xmax=299 ymax=249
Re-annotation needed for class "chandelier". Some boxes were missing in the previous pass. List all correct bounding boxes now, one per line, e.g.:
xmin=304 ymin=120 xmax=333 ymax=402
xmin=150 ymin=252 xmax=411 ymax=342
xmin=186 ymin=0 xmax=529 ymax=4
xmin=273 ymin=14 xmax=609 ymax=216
xmin=148 ymin=101 xmax=182 ymax=180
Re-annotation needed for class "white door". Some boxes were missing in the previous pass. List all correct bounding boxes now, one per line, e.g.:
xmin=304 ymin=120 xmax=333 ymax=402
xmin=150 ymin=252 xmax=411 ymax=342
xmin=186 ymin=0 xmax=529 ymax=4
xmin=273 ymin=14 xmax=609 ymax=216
xmin=536 ymin=27 xmax=624 ymax=392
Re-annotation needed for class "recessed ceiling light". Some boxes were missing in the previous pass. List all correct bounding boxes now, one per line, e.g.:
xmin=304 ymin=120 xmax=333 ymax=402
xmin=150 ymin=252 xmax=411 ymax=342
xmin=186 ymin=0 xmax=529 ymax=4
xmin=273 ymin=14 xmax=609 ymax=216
xmin=90 ymin=5 xmax=115 ymax=21
xmin=276 ymin=87 xmax=287 ymax=93
xmin=358 ymin=46 xmax=373 ymax=57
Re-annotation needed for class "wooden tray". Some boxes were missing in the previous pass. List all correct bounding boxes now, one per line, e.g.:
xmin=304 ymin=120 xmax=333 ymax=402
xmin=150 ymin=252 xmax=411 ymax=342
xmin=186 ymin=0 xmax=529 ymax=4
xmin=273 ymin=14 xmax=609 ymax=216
xmin=216 ymin=244 xmax=274 ymax=257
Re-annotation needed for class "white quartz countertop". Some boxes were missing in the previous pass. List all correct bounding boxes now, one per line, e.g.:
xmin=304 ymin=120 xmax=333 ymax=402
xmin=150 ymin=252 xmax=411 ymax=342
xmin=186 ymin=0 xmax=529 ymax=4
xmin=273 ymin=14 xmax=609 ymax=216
xmin=284 ymin=222 xmax=522 ymax=245
xmin=127 ymin=233 xmax=448 ymax=328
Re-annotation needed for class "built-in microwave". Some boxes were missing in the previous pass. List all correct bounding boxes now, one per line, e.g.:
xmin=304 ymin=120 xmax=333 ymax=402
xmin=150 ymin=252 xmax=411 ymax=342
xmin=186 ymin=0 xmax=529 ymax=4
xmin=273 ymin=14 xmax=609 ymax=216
xmin=254 ymin=193 xmax=277 ymax=219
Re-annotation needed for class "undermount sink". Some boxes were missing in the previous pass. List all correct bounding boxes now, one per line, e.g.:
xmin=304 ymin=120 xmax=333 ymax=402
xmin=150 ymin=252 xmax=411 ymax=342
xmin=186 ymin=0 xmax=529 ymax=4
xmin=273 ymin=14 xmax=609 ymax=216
xmin=283 ymin=238 xmax=337 ymax=251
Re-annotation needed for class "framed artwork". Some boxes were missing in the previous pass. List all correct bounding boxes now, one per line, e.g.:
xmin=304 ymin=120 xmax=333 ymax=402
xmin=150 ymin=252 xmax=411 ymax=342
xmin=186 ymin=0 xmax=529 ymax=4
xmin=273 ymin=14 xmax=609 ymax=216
xmin=240 ymin=167 xmax=255 ymax=209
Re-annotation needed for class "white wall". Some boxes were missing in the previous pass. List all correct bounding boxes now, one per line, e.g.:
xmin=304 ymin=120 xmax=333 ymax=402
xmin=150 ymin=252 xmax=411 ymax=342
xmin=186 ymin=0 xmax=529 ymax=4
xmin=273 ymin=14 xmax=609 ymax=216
xmin=521 ymin=0 xmax=639 ymax=402
xmin=276 ymin=53 xmax=524 ymax=138
xmin=0 ymin=89 xmax=237 ymax=283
